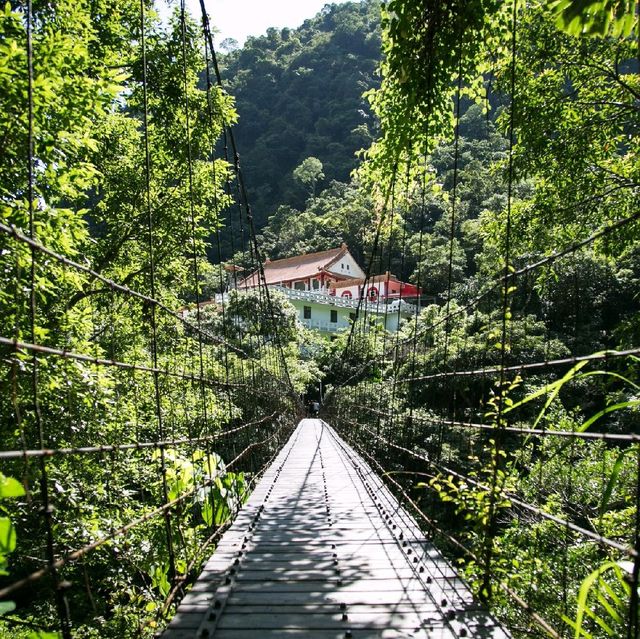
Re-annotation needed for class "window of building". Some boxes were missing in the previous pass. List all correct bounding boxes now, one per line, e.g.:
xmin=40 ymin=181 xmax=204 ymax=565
xmin=368 ymin=286 xmax=379 ymax=302
xmin=346 ymin=264 xmax=350 ymax=270
xmin=303 ymin=306 xmax=311 ymax=319
xmin=330 ymin=310 xmax=338 ymax=323
xmin=341 ymin=290 xmax=352 ymax=298
xmin=294 ymin=281 xmax=305 ymax=290
xmin=349 ymin=313 xmax=356 ymax=322
xmin=312 ymin=279 xmax=320 ymax=290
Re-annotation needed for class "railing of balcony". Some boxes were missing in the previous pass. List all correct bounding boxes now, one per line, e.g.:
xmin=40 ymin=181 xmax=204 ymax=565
xmin=213 ymin=286 xmax=420 ymax=315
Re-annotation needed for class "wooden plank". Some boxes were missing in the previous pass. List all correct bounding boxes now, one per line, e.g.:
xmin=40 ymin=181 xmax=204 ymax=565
xmin=215 ymin=610 xmax=441 ymax=629
xmin=163 ymin=419 xmax=509 ymax=638
xmin=228 ymin=579 xmax=459 ymax=594
xmin=208 ymin=603 xmax=443 ymax=614
xmin=218 ymin=568 xmax=453 ymax=581
xmin=212 ymin=630 xmax=456 ymax=639
xmin=225 ymin=590 xmax=469 ymax=607
xmin=204 ymin=558 xmax=447 ymax=571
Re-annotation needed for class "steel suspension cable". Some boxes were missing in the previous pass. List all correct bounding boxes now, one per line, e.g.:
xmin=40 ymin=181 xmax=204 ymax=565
xmin=140 ymin=0 xmax=177 ymax=586
xmin=25 ymin=0 xmax=72 ymax=633
xmin=198 ymin=5 xmax=297 ymax=397
xmin=481 ymin=0 xmax=518 ymax=599
xmin=0 ymin=417 xmax=288 ymax=601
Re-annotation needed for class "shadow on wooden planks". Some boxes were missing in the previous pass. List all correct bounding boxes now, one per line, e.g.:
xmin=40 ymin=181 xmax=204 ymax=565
xmin=162 ymin=419 xmax=510 ymax=639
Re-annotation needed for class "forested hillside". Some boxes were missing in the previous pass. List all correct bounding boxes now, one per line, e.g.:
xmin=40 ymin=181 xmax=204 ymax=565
xmin=219 ymin=0 xmax=381 ymax=228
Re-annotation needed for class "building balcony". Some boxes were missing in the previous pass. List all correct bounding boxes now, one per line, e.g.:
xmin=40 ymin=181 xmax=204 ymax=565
xmin=213 ymin=286 xmax=420 ymax=320
xmin=299 ymin=318 xmax=343 ymax=333
xmin=272 ymin=285 xmax=360 ymax=308
xmin=271 ymin=286 xmax=419 ymax=316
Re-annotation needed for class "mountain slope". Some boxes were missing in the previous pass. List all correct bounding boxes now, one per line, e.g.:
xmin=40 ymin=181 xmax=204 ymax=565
xmin=220 ymin=0 xmax=381 ymax=227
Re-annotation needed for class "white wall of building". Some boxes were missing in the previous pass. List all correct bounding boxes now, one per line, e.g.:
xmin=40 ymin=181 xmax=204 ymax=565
xmin=287 ymin=297 xmax=409 ymax=335
xmin=213 ymin=287 xmax=415 ymax=335
xmin=327 ymin=253 xmax=365 ymax=279
xmin=294 ymin=299 xmax=355 ymax=335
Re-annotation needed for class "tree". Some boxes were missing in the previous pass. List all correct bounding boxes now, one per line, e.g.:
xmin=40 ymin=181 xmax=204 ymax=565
xmin=293 ymin=156 xmax=325 ymax=198
xmin=411 ymin=235 xmax=467 ymax=300
xmin=0 ymin=2 xmax=299 ymax=636
xmin=220 ymin=37 xmax=240 ymax=53
xmin=328 ymin=2 xmax=640 ymax=636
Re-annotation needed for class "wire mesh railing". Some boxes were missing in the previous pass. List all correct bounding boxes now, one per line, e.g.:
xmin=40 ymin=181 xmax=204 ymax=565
xmin=326 ymin=2 xmax=640 ymax=638
xmin=0 ymin=0 xmax=300 ymax=636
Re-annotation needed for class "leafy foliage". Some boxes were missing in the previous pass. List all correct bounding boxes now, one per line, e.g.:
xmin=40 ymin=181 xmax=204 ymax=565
xmin=322 ymin=1 xmax=639 ymax=638
xmin=550 ymin=0 xmax=639 ymax=37
xmin=0 ymin=0 xmax=638 ymax=637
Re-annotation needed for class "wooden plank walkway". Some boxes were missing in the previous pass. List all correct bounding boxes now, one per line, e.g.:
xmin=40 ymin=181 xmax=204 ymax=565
xmin=163 ymin=419 xmax=509 ymax=638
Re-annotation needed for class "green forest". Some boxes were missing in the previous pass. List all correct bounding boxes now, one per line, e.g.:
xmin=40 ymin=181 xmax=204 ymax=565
xmin=219 ymin=1 xmax=380 ymax=229
xmin=0 ymin=0 xmax=639 ymax=637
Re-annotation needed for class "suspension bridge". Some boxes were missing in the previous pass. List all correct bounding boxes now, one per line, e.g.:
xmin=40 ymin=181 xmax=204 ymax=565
xmin=164 ymin=419 xmax=508 ymax=638
xmin=0 ymin=0 xmax=638 ymax=638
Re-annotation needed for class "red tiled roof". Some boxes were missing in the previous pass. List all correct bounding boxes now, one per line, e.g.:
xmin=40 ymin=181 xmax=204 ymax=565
xmin=238 ymin=246 xmax=354 ymax=288
xmin=329 ymin=272 xmax=401 ymax=289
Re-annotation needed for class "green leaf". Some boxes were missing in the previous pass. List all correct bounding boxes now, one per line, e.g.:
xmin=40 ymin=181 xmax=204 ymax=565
xmin=503 ymin=360 xmax=589 ymax=416
xmin=0 ymin=600 xmax=15 ymax=616
xmin=595 ymin=588 xmax=623 ymax=624
xmin=0 ymin=517 xmax=17 ymax=554
xmin=202 ymin=500 xmax=213 ymax=527
xmin=568 ymin=561 xmax=628 ymax=638
xmin=580 ymin=399 xmax=640 ymax=433
xmin=599 ymin=449 xmax=629 ymax=517
xmin=0 ymin=473 xmax=25 ymax=499
xmin=151 ymin=564 xmax=170 ymax=598
xmin=549 ymin=0 xmax=638 ymax=38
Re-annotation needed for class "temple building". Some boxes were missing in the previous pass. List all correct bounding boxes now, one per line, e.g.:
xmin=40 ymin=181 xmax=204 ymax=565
xmin=236 ymin=244 xmax=365 ymax=292
xmin=329 ymin=272 xmax=421 ymax=302
xmin=232 ymin=245 xmax=421 ymax=336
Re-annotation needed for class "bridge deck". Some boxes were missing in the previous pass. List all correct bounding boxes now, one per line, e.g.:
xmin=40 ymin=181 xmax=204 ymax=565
xmin=163 ymin=419 xmax=509 ymax=638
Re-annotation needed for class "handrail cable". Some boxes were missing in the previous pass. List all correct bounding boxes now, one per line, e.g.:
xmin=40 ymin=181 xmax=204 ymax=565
xmin=339 ymin=416 xmax=637 ymax=558
xmin=338 ymin=427 xmax=563 ymax=639
xmin=0 ymin=419 xmax=290 ymax=601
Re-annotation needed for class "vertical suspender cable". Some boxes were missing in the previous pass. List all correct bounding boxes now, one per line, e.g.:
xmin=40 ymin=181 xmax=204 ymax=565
xmin=198 ymin=2 xmax=297 ymax=399
xmin=391 ymin=163 xmax=412 ymax=448
xmin=25 ymin=0 xmax=71 ymax=634
xmin=343 ymin=163 xmax=398 ymax=360
xmin=179 ymin=0 xmax=210 ymax=439
xmin=437 ymin=38 xmax=464 ymax=462
xmin=630 ymin=0 xmax=640 ymax=572
xmin=629 ymin=445 xmax=640 ymax=638
xmin=177 ymin=3 xmax=210 ymax=571
xmin=139 ymin=0 xmax=177 ymax=585
xmin=202 ymin=28 xmax=234 ymax=419
xmin=406 ymin=151 xmax=429 ymax=433
xmin=481 ymin=0 xmax=518 ymax=602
